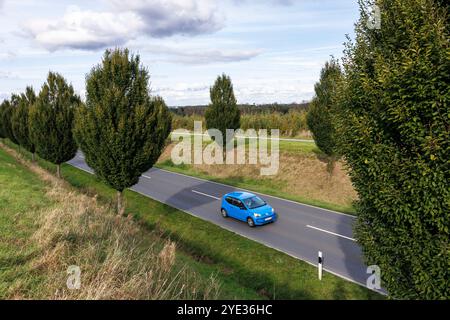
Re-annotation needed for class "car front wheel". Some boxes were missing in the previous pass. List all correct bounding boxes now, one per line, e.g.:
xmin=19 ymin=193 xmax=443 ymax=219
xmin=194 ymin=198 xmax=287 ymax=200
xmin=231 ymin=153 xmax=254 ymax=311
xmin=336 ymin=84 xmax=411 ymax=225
xmin=247 ymin=217 xmax=255 ymax=227
xmin=221 ymin=208 xmax=228 ymax=218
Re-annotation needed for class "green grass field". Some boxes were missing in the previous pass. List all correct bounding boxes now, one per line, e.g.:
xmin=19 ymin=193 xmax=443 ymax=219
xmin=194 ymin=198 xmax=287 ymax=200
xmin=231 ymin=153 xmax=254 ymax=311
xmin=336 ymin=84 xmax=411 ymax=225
xmin=0 ymin=146 xmax=51 ymax=298
xmin=1 ymin=140 xmax=380 ymax=299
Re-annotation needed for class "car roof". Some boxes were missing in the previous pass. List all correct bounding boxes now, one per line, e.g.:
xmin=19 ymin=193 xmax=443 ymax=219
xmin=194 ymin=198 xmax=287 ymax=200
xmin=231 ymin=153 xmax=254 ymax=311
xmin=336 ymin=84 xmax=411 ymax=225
xmin=225 ymin=191 xmax=256 ymax=200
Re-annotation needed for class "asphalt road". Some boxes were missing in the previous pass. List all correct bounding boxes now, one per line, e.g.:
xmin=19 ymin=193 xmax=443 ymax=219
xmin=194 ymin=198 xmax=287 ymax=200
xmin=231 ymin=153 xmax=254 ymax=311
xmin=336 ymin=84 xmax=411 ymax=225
xmin=68 ymin=152 xmax=384 ymax=294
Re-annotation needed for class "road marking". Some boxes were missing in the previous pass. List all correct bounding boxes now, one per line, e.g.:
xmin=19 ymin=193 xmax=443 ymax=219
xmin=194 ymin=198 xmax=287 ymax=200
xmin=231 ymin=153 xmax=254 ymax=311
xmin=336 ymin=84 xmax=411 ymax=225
xmin=192 ymin=190 xmax=221 ymax=200
xmin=306 ymin=225 xmax=356 ymax=242
xmin=74 ymin=156 xmax=152 ymax=180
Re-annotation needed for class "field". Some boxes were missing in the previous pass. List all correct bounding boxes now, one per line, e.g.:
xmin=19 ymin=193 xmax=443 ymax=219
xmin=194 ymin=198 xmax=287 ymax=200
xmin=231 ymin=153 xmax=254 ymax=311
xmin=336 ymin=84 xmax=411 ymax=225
xmin=171 ymin=110 xmax=311 ymax=139
xmin=0 ymin=140 xmax=380 ymax=299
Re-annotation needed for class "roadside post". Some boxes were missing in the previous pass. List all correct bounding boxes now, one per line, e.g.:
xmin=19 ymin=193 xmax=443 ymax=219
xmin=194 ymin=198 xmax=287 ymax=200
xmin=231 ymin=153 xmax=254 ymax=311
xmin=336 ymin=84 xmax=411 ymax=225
xmin=318 ymin=251 xmax=323 ymax=280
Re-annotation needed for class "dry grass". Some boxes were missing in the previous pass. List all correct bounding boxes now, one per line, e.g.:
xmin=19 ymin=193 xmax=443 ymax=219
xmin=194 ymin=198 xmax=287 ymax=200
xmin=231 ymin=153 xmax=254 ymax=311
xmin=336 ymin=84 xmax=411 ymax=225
xmin=1 ymin=143 xmax=220 ymax=300
xmin=158 ymin=143 xmax=357 ymax=208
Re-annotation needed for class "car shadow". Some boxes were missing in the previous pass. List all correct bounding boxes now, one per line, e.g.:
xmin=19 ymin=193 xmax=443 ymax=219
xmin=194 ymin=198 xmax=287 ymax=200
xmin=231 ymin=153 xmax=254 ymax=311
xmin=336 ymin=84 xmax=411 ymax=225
xmin=162 ymin=180 xmax=223 ymax=212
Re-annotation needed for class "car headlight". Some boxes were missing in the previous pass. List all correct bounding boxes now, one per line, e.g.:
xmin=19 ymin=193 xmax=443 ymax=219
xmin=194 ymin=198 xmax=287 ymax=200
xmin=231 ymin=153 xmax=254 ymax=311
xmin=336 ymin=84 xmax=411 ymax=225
xmin=253 ymin=213 xmax=261 ymax=217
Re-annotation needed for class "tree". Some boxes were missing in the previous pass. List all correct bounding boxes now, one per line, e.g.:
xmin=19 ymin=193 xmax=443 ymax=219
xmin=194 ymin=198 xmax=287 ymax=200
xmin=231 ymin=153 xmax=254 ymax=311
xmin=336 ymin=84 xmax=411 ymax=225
xmin=0 ymin=95 xmax=20 ymax=144
xmin=74 ymin=49 xmax=172 ymax=214
xmin=0 ymin=99 xmax=12 ymax=139
xmin=306 ymin=59 xmax=343 ymax=173
xmin=29 ymin=72 xmax=80 ymax=178
xmin=11 ymin=87 xmax=37 ymax=161
xmin=205 ymin=74 xmax=240 ymax=149
xmin=336 ymin=0 xmax=449 ymax=298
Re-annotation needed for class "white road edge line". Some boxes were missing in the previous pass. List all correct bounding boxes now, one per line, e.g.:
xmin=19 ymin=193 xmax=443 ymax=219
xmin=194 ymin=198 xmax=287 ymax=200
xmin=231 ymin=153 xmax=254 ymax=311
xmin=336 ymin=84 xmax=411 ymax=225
xmin=74 ymin=156 xmax=153 ymax=180
xmin=306 ymin=225 xmax=356 ymax=242
xmin=192 ymin=190 xmax=221 ymax=200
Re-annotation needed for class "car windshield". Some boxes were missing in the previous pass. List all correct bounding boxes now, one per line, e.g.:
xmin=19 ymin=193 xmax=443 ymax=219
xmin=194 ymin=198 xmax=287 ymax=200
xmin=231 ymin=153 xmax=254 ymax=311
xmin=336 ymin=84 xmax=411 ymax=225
xmin=244 ymin=196 xmax=266 ymax=209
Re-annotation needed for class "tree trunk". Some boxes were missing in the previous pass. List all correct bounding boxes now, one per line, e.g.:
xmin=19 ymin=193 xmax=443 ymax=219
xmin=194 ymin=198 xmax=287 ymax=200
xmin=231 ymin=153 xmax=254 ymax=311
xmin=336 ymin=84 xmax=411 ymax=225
xmin=56 ymin=164 xmax=61 ymax=178
xmin=326 ymin=156 xmax=336 ymax=179
xmin=117 ymin=191 xmax=124 ymax=215
xmin=32 ymin=153 xmax=36 ymax=163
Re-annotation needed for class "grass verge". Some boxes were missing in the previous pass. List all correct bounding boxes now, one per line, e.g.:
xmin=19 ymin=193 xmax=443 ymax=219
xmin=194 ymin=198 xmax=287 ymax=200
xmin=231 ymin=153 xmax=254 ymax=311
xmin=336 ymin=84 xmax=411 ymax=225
xmin=2 ymin=139 xmax=380 ymax=299
xmin=0 ymin=143 xmax=258 ymax=299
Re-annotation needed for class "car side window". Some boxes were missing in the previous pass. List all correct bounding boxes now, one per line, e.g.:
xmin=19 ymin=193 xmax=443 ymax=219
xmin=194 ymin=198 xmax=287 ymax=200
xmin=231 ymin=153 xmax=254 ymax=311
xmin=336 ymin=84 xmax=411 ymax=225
xmin=235 ymin=199 xmax=246 ymax=210
xmin=225 ymin=197 xmax=233 ymax=205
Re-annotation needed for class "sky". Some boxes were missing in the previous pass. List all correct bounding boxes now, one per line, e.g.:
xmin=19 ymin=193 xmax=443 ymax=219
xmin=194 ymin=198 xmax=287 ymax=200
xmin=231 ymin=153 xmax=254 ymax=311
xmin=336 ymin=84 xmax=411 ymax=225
xmin=0 ymin=0 xmax=360 ymax=106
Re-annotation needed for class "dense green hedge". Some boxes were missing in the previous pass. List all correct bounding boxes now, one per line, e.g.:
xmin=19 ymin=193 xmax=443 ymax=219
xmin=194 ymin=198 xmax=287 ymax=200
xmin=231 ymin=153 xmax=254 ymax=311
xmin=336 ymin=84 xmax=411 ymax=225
xmin=337 ymin=0 xmax=449 ymax=299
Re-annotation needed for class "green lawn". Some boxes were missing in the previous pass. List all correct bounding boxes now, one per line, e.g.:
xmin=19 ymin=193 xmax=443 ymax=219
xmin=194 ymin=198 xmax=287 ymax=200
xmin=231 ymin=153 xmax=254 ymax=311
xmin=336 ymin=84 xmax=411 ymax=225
xmin=0 ymin=146 xmax=51 ymax=298
xmin=2 ymin=140 xmax=380 ymax=299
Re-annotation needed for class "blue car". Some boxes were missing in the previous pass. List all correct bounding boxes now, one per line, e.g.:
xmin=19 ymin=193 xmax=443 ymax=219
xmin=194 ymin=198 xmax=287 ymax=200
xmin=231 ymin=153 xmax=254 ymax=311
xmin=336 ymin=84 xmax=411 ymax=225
xmin=220 ymin=192 xmax=277 ymax=227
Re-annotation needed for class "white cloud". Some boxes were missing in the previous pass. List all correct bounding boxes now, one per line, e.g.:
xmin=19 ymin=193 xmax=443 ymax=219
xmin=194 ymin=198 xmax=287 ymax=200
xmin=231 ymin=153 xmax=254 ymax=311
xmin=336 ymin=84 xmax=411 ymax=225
xmin=233 ymin=0 xmax=294 ymax=6
xmin=142 ymin=44 xmax=262 ymax=64
xmin=24 ymin=1 xmax=223 ymax=51
xmin=154 ymin=78 xmax=313 ymax=106
xmin=24 ymin=6 xmax=144 ymax=51
xmin=109 ymin=0 xmax=223 ymax=37
xmin=0 ymin=71 xmax=14 ymax=79
xmin=0 ymin=92 xmax=10 ymax=103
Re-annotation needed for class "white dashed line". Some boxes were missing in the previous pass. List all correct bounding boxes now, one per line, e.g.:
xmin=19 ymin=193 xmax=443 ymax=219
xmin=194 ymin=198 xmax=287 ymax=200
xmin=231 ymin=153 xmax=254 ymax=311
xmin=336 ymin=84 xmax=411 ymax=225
xmin=192 ymin=190 xmax=221 ymax=200
xmin=306 ymin=225 xmax=356 ymax=242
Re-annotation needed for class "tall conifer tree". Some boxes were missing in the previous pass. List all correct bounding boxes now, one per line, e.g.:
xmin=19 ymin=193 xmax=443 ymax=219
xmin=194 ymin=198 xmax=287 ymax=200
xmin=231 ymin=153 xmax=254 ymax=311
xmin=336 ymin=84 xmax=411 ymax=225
xmin=0 ymin=95 xmax=20 ymax=144
xmin=11 ymin=87 xmax=37 ymax=160
xmin=74 ymin=49 xmax=172 ymax=214
xmin=29 ymin=72 xmax=80 ymax=178
xmin=205 ymin=74 xmax=240 ymax=148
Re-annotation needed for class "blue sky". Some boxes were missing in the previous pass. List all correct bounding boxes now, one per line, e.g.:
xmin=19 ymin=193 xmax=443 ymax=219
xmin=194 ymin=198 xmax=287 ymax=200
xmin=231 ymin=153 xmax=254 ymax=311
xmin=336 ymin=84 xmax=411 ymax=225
xmin=0 ymin=0 xmax=359 ymax=106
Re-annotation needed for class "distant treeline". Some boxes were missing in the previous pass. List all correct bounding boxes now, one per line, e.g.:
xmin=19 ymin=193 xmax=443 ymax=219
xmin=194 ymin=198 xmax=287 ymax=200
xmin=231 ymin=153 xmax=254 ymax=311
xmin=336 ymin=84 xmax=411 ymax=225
xmin=171 ymin=103 xmax=310 ymax=137
xmin=169 ymin=102 xmax=310 ymax=116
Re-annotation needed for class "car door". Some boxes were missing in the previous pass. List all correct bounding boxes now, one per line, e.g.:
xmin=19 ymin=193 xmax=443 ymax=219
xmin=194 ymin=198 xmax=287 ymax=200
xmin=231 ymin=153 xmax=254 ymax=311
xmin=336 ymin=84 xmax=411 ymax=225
xmin=224 ymin=197 xmax=236 ymax=218
xmin=233 ymin=199 xmax=248 ymax=221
